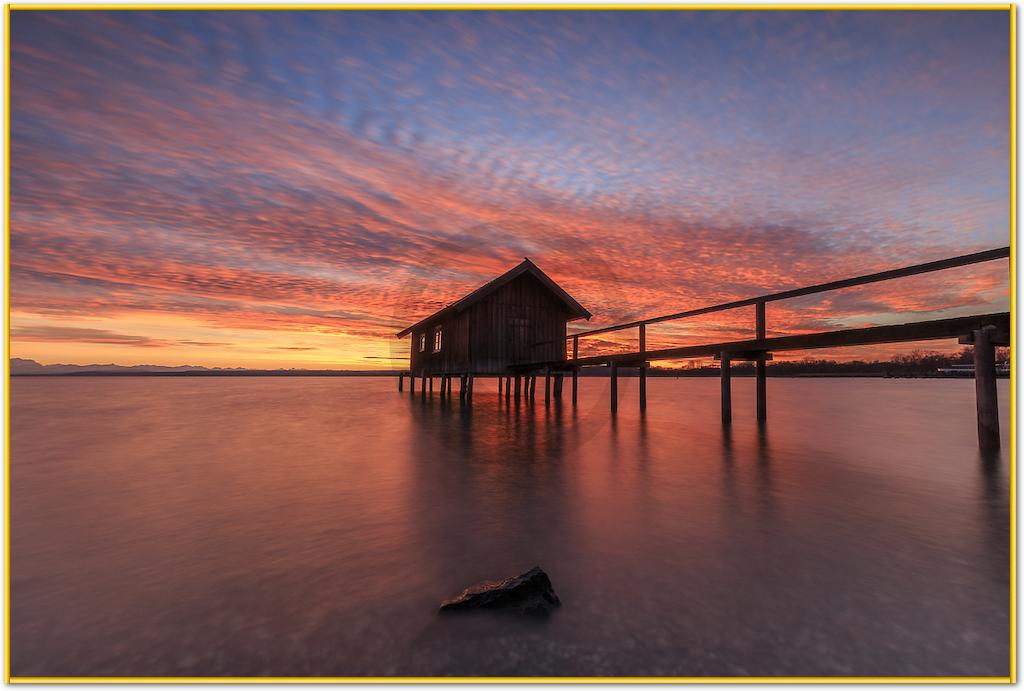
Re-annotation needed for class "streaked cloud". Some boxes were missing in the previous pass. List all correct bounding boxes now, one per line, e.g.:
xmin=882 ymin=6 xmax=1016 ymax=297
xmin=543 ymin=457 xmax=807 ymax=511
xmin=9 ymin=10 xmax=1010 ymax=367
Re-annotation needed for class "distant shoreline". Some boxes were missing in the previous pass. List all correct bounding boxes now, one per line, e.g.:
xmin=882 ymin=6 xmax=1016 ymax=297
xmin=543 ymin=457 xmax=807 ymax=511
xmin=10 ymin=371 xmax=1007 ymax=379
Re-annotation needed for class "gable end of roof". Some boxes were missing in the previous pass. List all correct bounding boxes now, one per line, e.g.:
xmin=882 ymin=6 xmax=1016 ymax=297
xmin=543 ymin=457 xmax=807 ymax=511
xmin=396 ymin=259 xmax=590 ymax=337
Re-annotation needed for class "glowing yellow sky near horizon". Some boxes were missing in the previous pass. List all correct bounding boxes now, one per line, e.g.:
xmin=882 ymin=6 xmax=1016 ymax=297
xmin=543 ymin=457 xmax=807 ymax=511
xmin=9 ymin=311 xmax=411 ymax=369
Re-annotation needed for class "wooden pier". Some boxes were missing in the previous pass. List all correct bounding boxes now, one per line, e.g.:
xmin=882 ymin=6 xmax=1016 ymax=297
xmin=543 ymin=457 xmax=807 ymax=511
xmin=398 ymin=247 xmax=1009 ymax=451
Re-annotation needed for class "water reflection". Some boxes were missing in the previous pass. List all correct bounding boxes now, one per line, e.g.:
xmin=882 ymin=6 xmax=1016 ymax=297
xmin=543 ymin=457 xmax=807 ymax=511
xmin=9 ymin=377 xmax=1011 ymax=677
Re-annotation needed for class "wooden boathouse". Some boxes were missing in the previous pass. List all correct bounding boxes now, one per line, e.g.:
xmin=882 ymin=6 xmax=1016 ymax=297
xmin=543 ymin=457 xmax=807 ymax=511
xmin=395 ymin=258 xmax=591 ymax=397
xmin=396 ymin=247 xmax=1009 ymax=451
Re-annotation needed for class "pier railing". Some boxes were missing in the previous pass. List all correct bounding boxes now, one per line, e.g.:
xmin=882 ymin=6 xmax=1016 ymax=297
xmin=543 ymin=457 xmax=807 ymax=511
xmin=566 ymin=246 xmax=1010 ymax=363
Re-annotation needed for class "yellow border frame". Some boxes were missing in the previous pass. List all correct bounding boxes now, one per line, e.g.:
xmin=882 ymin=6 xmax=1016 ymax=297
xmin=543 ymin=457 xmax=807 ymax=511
xmin=2 ymin=2 xmax=1016 ymax=684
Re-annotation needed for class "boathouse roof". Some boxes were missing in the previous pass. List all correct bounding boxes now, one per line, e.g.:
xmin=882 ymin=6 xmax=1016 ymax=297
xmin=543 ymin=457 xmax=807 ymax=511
xmin=396 ymin=258 xmax=591 ymax=338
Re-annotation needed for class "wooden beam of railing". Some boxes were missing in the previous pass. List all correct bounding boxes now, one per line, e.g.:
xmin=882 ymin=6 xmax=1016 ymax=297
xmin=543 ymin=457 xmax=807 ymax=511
xmin=567 ymin=246 xmax=1009 ymax=340
xmin=566 ymin=312 xmax=1010 ymax=367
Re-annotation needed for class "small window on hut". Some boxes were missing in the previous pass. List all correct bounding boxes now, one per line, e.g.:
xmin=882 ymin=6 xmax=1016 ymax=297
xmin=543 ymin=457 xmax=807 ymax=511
xmin=433 ymin=329 xmax=442 ymax=353
xmin=419 ymin=334 xmax=426 ymax=352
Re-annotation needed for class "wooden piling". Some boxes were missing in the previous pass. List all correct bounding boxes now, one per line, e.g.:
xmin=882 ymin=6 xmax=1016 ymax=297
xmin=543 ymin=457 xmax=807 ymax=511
xmin=421 ymin=372 xmax=427 ymax=399
xmin=610 ymin=362 xmax=618 ymax=412
xmin=514 ymin=375 xmax=522 ymax=400
xmin=429 ymin=376 xmax=433 ymax=393
xmin=498 ymin=376 xmax=503 ymax=395
xmin=639 ymin=324 xmax=647 ymax=411
xmin=572 ymin=337 xmax=579 ymax=406
xmin=410 ymin=373 xmax=415 ymax=394
xmin=554 ymin=374 xmax=564 ymax=399
xmin=467 ymin=374 xmax=474 ymax=401
xmin=506 ymin=376 xmax=511 ymax=402
xmin=529 ymin=375 xmax=536 ymax=401
xmin=973 ymin=327 xmax=1000 ymax=451
xmin=398 ymin=372 xmax=403 ymax=392
xmin=545 ymin=369 xmax=551 ymax=404
xmin=755 ymin=356 xmax=767 ymax=422
xmin=720 ymin=352 xmax=732 ymax=424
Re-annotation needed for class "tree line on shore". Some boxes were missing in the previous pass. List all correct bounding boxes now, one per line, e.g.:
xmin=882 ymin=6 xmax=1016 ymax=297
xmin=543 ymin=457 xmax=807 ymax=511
xmin=633 ymin=347 xmax=1011 ymax=377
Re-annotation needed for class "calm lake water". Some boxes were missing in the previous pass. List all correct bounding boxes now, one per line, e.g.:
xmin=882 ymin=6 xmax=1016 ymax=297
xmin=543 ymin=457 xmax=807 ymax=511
xmin=10 ymin=376 xmax=1011 ymax=677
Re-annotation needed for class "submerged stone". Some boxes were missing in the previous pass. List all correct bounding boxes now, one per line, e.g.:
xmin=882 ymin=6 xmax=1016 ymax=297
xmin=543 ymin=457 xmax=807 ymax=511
xmin=439 ymin=567 xmax=561 ymax=615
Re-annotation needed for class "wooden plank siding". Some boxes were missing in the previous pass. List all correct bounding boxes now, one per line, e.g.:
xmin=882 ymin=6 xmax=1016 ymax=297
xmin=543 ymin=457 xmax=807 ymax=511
xmin=409 ymin=272 xmax=571 ymax=375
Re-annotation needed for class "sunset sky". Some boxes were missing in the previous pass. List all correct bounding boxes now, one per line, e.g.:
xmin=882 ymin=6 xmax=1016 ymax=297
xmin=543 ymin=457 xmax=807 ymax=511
xmin=10 ymin=9 xmax=1011 ymax=369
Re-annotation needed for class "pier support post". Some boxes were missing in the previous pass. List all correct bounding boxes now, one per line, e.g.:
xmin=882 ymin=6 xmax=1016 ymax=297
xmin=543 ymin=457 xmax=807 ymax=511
xmin=755 ymin=302 xmax=768 ymax=422
xmin=498 ymin=376 xmax=503 ymax=395
xmin=421 ymin=372 xmax=427 ymax=399
xmin=554 ymin=374 xmax=563 ymax=400
xmin=545 ymin=369 xmax=551 ymax=404
xmin=610 ymin=362 xmax=618 ymax=412
xmin=720 ymin=352 xmax=732 ymax=424
xmin=973 ymin=326 xmax=1000 ymax=451
xmin=755 ymin=355 xmax=767 ymax=422
xmin=506 ymin=376 xmax=511 ymax=402
xmin=572 ymin=337 xmax=580 ymax=406
xmin=410 ymin=373 xmax=415 ymax=395
xmin=467 ymin=374 xmax=474 ymax=401
xmin=639 ymin=363 xmax=647 ymax=411
xmin=514 ymin=375 xmax=522 ymax=400
xmin=398 ymin=373 xmax=403 ymax=392
xmin=529 ymin=375 xmax=536 ymax=401
xmin=639 ymin=324 xmax=647 ymax=412
xmin=429 ymin=376 xmax=433 ymax=393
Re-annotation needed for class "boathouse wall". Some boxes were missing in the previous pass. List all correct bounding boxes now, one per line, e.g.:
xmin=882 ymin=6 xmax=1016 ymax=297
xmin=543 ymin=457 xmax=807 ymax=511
xmin=409 ymin=272 xmax=569 ymax=375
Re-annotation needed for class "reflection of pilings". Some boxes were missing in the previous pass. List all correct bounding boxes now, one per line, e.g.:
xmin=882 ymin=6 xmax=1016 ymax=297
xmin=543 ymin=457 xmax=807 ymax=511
xmin=754 ymin=423 xmax=777 ymax=519
xmin=719 ymin=425 xmax=738 ymax=509
xmin=977 ymin=448 xmax=1008 ymax=583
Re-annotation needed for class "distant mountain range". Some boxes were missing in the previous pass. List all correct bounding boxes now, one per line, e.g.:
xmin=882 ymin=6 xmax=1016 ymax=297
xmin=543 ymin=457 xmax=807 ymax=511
xmin=9 ymin=358 xmax=396 ymax=376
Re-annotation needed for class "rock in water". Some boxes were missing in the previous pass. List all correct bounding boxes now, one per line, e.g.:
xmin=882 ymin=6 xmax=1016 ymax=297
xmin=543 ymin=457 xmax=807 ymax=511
xmin=439 ymin=567 xmax=561 ymax=615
